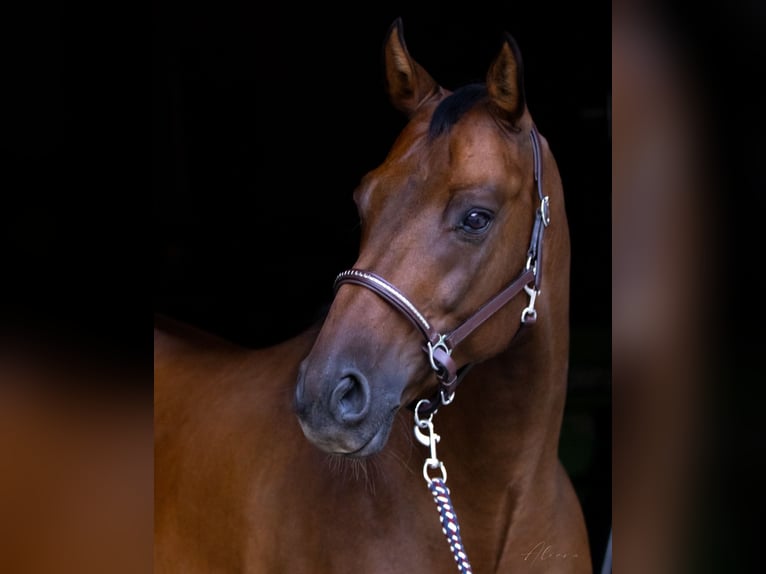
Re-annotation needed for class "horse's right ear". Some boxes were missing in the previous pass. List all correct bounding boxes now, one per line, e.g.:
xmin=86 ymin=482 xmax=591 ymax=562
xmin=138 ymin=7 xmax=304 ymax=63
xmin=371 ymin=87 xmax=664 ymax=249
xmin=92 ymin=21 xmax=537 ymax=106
xmin=383 ymin=18 xmax=440 ymax=117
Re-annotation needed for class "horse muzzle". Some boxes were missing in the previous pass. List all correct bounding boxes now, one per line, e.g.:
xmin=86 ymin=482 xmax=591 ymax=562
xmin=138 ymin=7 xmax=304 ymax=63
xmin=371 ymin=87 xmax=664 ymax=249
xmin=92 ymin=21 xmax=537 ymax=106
xmin=294 ymin=360 xmax=399 ymax=457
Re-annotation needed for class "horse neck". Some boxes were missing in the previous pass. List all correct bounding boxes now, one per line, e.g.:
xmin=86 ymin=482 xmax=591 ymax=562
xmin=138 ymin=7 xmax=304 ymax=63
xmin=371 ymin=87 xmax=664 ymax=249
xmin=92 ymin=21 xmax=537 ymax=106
xmin=444 ymin=304 xmax=568 ymax=482
xmin=445 ymin=158 xmax=570 ymax=487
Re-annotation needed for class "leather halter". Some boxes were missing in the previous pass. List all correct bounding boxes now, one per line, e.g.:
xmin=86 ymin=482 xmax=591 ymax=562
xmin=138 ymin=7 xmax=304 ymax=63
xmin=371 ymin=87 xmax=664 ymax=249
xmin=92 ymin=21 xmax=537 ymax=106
xmin=334 ymin=127 xmax=549 ymax=417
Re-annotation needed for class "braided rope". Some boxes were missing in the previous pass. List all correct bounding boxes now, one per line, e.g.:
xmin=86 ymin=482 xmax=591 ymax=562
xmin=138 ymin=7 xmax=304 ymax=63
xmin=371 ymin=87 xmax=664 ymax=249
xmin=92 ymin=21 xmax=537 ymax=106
xmin=428 ymin=477 xmax=473 ymax=573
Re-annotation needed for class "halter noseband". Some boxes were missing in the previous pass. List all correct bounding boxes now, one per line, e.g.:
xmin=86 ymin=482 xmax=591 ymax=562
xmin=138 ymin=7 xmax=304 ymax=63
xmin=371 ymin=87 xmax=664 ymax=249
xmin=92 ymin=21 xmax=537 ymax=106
xmin=334 ymin=127 xmax=549 ymax=417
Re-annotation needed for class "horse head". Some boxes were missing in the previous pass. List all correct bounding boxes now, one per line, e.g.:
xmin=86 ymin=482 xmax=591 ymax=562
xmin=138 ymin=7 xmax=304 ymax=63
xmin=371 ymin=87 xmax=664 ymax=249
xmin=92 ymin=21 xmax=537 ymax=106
xmin=294 ymin=18 xmax=569 ymax=457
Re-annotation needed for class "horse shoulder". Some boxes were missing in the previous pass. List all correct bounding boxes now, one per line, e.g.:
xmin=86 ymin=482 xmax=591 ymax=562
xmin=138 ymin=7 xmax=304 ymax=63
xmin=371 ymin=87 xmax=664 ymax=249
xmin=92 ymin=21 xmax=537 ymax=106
xmin=154 ymin=318 xmax=329 ymax=572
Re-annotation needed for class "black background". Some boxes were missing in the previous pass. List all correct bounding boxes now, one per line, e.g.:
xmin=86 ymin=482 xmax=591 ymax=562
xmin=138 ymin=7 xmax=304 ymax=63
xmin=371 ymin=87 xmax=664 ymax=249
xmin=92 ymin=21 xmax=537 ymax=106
xmin=152 ymin=1 xmax=611 ymax=568
xmin=153 ymin=2 xmax=610 ymax=347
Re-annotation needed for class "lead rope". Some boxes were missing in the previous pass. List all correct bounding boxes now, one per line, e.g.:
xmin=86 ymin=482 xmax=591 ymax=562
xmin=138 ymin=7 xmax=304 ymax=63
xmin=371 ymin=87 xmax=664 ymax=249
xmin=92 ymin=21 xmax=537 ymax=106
xmin=414 ymin=401 xmax=473 ymax=574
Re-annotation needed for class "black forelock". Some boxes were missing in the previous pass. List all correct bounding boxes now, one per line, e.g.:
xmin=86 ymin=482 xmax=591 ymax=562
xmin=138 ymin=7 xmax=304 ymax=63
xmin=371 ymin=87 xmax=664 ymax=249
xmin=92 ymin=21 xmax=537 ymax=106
xmin=428 ymin=83 xmax=488 ymax=139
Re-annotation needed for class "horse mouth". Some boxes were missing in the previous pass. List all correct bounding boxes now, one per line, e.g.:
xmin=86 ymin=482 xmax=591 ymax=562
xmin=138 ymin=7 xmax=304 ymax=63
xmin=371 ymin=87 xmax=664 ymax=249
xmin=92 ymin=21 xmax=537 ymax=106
xmin=299 ymin=406 xmax=398 ymax=458
xmin=344 ymin=410 xmax=396 ymax=458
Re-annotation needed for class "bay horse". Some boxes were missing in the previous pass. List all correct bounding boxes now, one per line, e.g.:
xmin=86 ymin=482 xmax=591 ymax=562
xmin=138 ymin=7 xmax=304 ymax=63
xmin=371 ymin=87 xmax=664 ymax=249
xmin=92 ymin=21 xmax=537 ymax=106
xmin=155 ymin=18 xmax=591 ymax=573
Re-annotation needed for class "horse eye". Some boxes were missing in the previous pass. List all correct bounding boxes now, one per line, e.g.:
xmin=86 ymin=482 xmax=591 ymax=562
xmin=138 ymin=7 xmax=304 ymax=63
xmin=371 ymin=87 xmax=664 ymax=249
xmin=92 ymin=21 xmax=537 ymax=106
xmin=460 ymin=209 xmax=494 ymax=234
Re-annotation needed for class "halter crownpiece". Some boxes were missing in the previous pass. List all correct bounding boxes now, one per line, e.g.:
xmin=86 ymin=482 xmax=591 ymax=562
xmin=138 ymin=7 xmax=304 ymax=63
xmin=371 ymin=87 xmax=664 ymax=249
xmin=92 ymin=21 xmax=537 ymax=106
xmin=334 ymin=127 xmax=549 ymax=417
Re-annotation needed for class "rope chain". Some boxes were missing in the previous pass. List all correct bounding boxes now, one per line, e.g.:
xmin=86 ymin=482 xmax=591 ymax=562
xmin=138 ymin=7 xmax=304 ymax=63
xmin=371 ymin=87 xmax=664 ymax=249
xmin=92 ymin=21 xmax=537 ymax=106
xmin=428 ymin=477 xmax=473 ymax=573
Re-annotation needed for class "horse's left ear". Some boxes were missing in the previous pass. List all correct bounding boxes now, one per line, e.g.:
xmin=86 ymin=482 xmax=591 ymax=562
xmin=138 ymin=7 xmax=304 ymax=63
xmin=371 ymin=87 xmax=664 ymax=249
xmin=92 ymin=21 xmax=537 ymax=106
xmin=486 ymin=32 xmax=527 ymax=124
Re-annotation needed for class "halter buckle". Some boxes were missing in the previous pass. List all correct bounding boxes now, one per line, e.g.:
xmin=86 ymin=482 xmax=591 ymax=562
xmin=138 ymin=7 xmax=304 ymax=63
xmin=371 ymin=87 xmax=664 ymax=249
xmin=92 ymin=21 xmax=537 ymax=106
xmin=541 ymin=195 xmax=551 ymax=227
xmin=426 ymin=334 xmax=451 ymax=374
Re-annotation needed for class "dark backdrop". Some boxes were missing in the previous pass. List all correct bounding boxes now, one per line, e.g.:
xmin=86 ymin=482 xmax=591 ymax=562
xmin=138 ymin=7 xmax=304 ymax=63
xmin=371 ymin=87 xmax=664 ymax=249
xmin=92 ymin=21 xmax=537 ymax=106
xmin=153 ymin=2 xmax=611 ymax=569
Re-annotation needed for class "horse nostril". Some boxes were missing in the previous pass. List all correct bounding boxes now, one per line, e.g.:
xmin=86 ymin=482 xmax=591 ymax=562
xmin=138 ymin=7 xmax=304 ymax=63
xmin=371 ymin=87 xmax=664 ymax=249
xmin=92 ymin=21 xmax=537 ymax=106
xmin=329 ymin=372 xmax=370 ymax=424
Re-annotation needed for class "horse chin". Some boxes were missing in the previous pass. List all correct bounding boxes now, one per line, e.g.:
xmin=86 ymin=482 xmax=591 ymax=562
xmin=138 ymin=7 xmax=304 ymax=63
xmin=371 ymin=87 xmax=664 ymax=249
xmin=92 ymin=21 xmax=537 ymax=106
xmin=298 ymin=406 xmax=398 ymax=458
xmin=344 ymin=412 xmax=396 ymax=458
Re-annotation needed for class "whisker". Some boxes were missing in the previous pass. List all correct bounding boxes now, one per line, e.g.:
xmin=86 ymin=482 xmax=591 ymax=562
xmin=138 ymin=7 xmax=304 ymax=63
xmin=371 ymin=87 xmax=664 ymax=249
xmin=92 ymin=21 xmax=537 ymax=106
xmin=322 ymin=453 xmax=380 ymax=495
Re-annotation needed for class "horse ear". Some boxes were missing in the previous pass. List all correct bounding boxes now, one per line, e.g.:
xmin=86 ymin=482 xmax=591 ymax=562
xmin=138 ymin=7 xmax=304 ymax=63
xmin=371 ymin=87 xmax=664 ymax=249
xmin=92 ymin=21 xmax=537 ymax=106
xmin=486 ymin=32 xmax=527 ymax=124
xmin=383 ymin=18 xmax=440 ymax=116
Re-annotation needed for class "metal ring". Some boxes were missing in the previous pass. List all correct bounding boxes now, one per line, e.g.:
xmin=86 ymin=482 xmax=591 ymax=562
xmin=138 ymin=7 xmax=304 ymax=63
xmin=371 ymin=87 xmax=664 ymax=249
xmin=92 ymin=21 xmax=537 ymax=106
xmin=414 ymin=399 xmax=432 ymax=427
xmin=423 ymin=459 xmax=447 ymax=484
xmin=427 ymin=334 xmax=451 ymax=373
